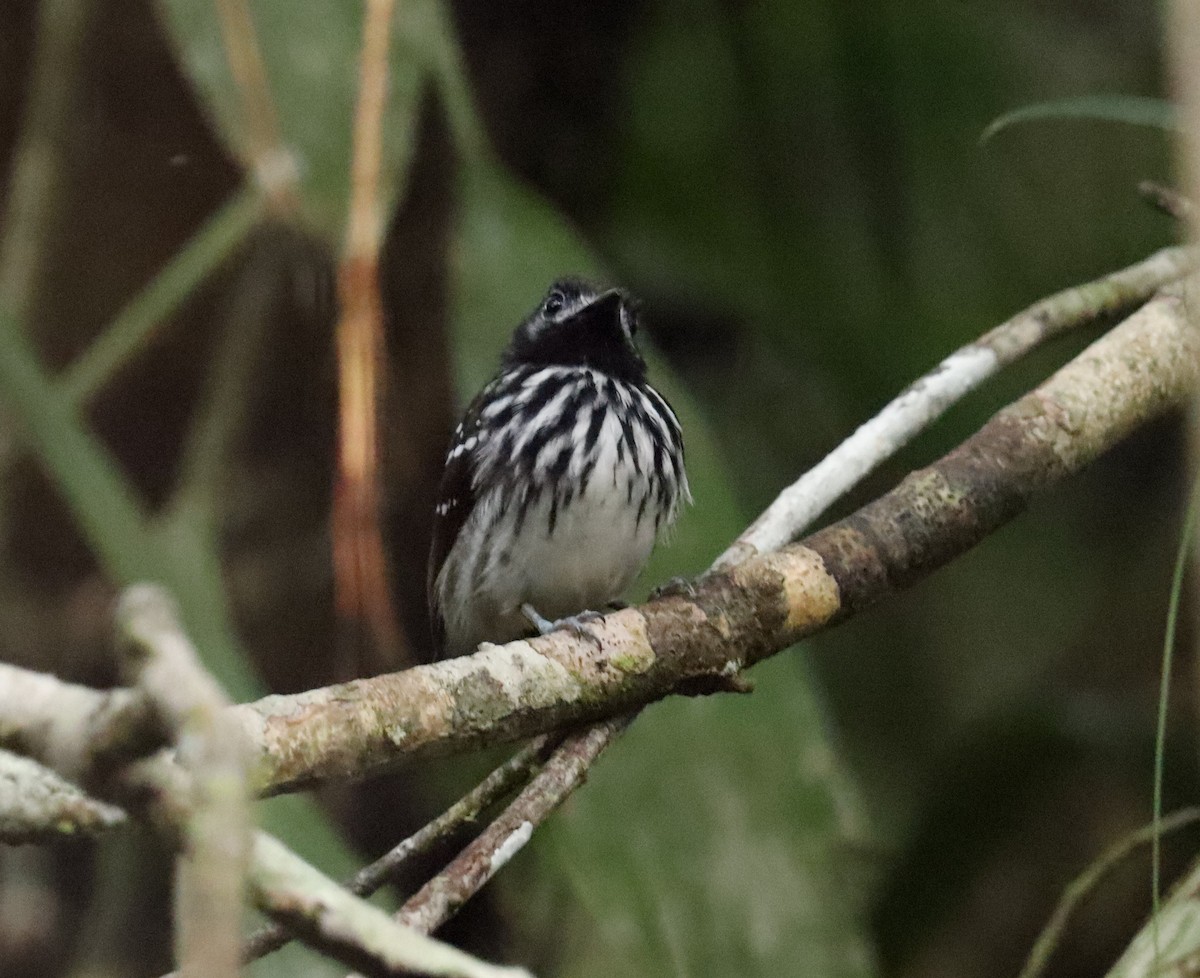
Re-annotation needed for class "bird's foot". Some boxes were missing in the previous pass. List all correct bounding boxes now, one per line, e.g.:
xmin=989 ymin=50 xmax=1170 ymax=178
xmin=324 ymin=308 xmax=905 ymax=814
xmin=521 ymin=603 xmax=605 ymax=648
xmin=650 ymin=575 xmax=697 ymax=601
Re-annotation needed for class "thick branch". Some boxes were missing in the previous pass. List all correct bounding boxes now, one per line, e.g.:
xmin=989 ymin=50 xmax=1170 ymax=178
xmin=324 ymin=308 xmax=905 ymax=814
xmin=231 ymin=287 xmax=1199 ymax=792
xmin=4 ymin=290 xmax=1197 ymax=802
xmin=0 ymin=663 xmax=161 ymax=783
xmin=0 ymin=673 xmax=526 ymax=978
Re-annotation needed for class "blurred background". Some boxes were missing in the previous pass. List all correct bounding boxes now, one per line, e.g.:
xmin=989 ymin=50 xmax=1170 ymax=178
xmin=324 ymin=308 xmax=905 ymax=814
xmin=0 ymin=1 xmax=1194 ymax=977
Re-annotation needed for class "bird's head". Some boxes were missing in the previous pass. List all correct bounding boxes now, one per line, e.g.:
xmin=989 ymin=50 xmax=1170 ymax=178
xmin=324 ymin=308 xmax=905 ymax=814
xmin=502 ymin=279 xmax=647 ymax=383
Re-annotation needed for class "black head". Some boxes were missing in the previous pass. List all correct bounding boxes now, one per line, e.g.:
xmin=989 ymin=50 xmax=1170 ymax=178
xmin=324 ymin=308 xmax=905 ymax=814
xmin=501 ymin=279 xmax=647 ymax=383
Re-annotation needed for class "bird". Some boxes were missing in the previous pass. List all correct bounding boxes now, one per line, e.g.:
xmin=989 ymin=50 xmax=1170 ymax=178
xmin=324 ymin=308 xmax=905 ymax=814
xmin=427 ymin=278 xmax=690 ymax=659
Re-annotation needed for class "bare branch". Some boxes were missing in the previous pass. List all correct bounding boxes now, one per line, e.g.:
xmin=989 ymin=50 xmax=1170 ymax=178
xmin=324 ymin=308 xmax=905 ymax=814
xmin=250 ymin=833 xmax=534 ymax=978
xmin=713 ymin=244 xmax=1197 ymax=570
xmin=0 ymin=749 xmax=125 ymax=844
xmin=398 ymin=717 xmax=631 ymax=935
xmin=232 ymin=286 xmax=1198 ymax=792
xmin=0 ymin=663 xmax=161 ymax=783
xmin=4 ymin=284 xmax=1197 ymax=802
xmin=4 ymin=279 xmax=1198 ymax=808
xmin=117 ymin=584 xmax=250 ymax=978
xmin=1138 ymin=180 xmax=1194 ymax=223
xmin=240 ymin=733 xmax=562 ymax=963
xmin=2 ymin=622 xmax=526 ymax=978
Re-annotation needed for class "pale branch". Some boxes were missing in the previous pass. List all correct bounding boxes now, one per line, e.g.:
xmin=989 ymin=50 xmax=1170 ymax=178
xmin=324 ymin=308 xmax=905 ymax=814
xmin=117 ymin=755 xmax=536 ymax=978
xmin=0 ymin=749 xmax=125 ymax=844
xmin=240 ymin=733 xmax=562 ymax=963
xmin=0 ymin=614 xmax=528 ymax=978
xmin=229 ymin=286 xmax=1199 ymax=793
xmin=0 ymin=663 xmax=162 ymax=784
xmin=397 ymin=717 xmax=631 ymax=935
xmin=116 ymin=584 xmax=251 ymax=978
xmin=249 ymin=833 xmax=534 ymax=978
xmin=713 ymin=244 xmax=1197 ymax=571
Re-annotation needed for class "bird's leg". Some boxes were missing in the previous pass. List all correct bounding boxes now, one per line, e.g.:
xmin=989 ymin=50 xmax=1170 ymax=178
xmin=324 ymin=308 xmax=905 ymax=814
xmin=521 ymin=603 xmax=605 ymax=648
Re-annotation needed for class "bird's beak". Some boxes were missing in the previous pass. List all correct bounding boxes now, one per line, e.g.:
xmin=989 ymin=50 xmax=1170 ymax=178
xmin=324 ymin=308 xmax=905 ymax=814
xmin=578 ymin=289 xmax=632 ymax=333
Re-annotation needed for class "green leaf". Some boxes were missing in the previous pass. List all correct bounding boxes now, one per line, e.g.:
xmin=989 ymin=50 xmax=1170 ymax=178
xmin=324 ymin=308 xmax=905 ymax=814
xmin=155 ymin=0 xmax=426 ymax=236
xmin=980 ymin=95 xmax=1179 ymax=145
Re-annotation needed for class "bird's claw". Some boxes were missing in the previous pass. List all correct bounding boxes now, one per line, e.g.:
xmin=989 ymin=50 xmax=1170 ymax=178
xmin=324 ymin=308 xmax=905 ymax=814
xmin=650 ymin=576 xmax=697 ymax=601
xmin=521 ymin=604 xmax=605 ymax=648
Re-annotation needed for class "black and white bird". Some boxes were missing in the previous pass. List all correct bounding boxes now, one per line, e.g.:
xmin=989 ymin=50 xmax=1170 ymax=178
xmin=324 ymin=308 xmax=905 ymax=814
xmin=427 ymin=279 xmax=690 ymax=659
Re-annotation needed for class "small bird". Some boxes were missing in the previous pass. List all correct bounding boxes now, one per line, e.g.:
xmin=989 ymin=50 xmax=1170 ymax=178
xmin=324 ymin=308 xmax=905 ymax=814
xmin=427 ymin=279 xmax=690 ymax=659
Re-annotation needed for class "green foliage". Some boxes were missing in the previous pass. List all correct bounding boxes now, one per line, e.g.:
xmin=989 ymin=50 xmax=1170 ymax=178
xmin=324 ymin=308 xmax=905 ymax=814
xmin=156 ymin=0 xmax=426 ymax=236
xmin=981 ymin=94 xmax=1179 ymax=145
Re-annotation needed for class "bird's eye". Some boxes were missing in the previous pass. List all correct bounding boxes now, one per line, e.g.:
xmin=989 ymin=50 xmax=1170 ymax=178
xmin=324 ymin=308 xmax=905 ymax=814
xmin=543 ymin=291 xmax=566 ymax=318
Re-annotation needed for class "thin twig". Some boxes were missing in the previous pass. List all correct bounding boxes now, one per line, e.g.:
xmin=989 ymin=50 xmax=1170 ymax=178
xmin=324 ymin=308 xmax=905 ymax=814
xmin=250 ymin=834 xmax=534 ymax=978
xmin=58 ymin=187 xmax=263 ymax=406
xmin=398 ymin=717 xmax=632 ymax=934
xmin=212 ymin=0 xmax=298 ymax=211
xmin=0 ymin=0 xmax=93 ymax=319
xmin=117 ymin=584 xmax=250 ymax=978
xmin=1138 ymin=180 xmax=1195 ymax=223
xmin=0 ymin=749 xmax=126 ymax=844
xmin=345 ymin=0 xmax=397 ymax=264
xmin=239 ymin=733 xmax=561 ymax=964
xmin=1019 ymin=808 xmax=1200 ymax=978
xmin=712 ymin=245 xmax=1197 ymax=570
